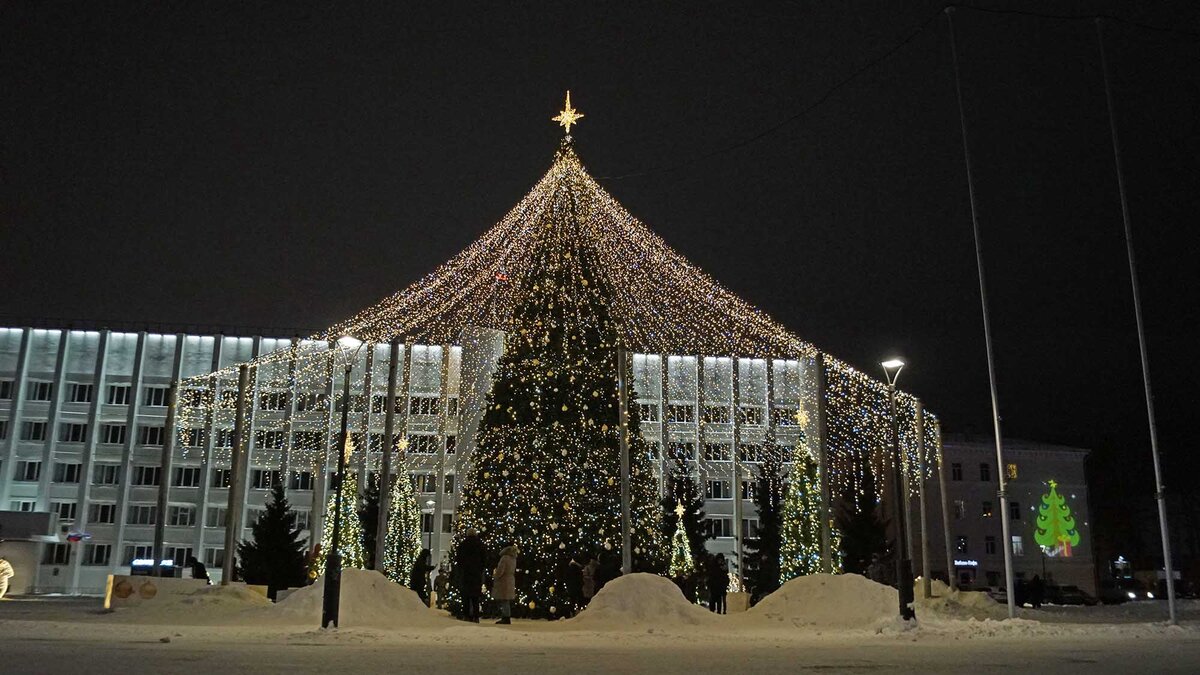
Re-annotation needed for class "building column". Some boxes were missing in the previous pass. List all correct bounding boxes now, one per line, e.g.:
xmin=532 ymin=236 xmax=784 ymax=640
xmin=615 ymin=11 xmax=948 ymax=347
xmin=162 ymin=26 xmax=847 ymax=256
xmin=192 ymin=336 xmax=224 ymax=558
xmin=658 ymin=355 xmax=670 ymax=492
xmin=280 ymin=339 xmax=300 ymax=492
xmin=310 ymin=342 xmax=338 ymax=549
xmin=430 ymin=345 xmax=452 ymax=568
xmin=357 ymin=345 xmax=375 ymax=492
xmin=731 ymin=357 xmax=744 ymax=585
xmin=112 ymin=332 xmax=149 ymax=567
xmin=234 ymin=337 xmax=264 ymax=541
xmin=151 ymin=335 xmax=187 ymax=572
xmin=222 ymin=364 xmax=252 ymax=584
xmin=695 ymin=356 xmax=706 ymax=497
xmin=69 ymin=329 xmax=110 ymax=592
xmin=36 ymin=330 xmax=71 ymax=510
xmin=374 ymin=340 xmax=401 ymax=571
xmin=0 ymin=327 xmax=34 ymax=509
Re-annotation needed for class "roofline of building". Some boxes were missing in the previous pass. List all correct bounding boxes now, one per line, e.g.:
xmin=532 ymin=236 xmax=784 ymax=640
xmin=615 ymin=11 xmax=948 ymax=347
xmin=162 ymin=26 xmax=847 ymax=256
xmin=0 ymin=316 xmax=317 ymax=340
xmin=942 ymin=433 xmax=1090 ymax=456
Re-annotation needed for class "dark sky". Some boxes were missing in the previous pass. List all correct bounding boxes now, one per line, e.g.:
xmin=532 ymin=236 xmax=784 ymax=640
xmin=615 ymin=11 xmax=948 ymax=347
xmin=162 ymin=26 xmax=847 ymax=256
xmin=2 ymin=3 xmax=1198 ymax=522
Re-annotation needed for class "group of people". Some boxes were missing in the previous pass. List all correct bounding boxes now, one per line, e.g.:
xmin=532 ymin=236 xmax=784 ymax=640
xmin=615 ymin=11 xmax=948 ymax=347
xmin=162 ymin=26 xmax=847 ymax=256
xmin=670 ymin=553 xmax=730 ymax=613
xmin=449 ymin=528 xmax=518 ymax=624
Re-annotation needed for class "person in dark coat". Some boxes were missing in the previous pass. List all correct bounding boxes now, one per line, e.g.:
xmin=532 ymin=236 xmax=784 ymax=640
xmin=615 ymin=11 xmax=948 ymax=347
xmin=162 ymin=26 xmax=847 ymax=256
xmin=594 ymin=551 xmax=622 ymax=593
xmin=455 ymin=528 xmax=487 ymax=622
xmin=186 ymin=555 xmax=210 ymax=584
xmin=708 ymin=555 xmax=729 ymax=614
xmin=411 ymin=548 xmax=435 ymax=606
xmin=1028 ymin=574 xmax=1045 ymax=609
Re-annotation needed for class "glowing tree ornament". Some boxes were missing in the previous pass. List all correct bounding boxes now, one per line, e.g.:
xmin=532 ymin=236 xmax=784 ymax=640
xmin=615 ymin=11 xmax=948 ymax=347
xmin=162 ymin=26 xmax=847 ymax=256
xmin=668 ymin=502 xmax=695 ymax=579
xmin=1035 ymin=480 xmax=1080 ymax=557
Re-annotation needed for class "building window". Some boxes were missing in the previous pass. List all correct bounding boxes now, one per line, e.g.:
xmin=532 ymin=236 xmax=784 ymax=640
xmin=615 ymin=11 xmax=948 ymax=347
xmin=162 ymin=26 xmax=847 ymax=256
xmin=985 ymin=535 xmax=997 ymax=555
xmin=59 ymin=422 xmax=88 ymax=443
xmin=14 ymin=460 xmax=41 ymax=482
xmin=252 ymin=469 xmax=281 ymax=490
xmin=1011 ymin=536 xmax=1025 ymax=556
xmin=1006 ymin=463 xmax=1018 ymax=480
xmin=93 ymin=464 xmax=121 ymax=485
xmin=667 ymin=442 xmax=696 ymax=461
xmin=10 ymin=499 xmax=36 ymax=512
xmin=409 ymin=396 xmax=441 ymax=416
xmin=126 ymin=504 xmax=157 ymax=525
xmin=445 ymin=435 xmax=457 ymax=455
xmin=139 ymin=425 xmax=165 ymax=446
xmin=204 ymin=548 xmax=224 ymax=568
xmin=666 ymin=404 xmax=695 ymax=423
xmin=292 ymin=431 xmax=323 ymax=449
xmin=442 ymin=513 xmax=453 ymax=533
xmin=980 ymin=463 xmax=990 ymax=482
xmin=742 ymin=518 xmax=760 ymax=539
xmin=44 ymin=543 xmax=71 ymax=565
xmin=28 ymin=381 xmax=54 ymax=401
xmin=52 ymin=501 xmax=77 ymax=522
xmin=406 ymin=435 xmax=439 ymax=454
xmin=67 ymin=383 xmax=94 ymax=403
xmin=420 ymin=512 xmax=434 ymax=533
xmin=83 ymin=544 xmax=112 ymax=566
xmin=445 ymin=474 xmax=456 ymax=495
xmin=132 ymin=466 xmax=161 ymax=486
xmin=706 ymin=479 xmax=732 ymax=500
xmin=290 ymin=510 xmax=309 ymax=531
xmin=180 ymin=388 xmax=206 ymax=407
xmin=955 ymin=536 xmax=969 ymax=554
xmin=254 ymin=430 xmax=287 ymax=450
xmin=205 ymin=506 xmax=228 ymax=528
xmin=211 ymin=468 xmax=231 ymax=488
xmin=20 ymin=421 xmax=48 ymax=441
xmin=737 ymin=405 xmax=764 ymax=426
xmin=981 ymin=501 xmax=993 ymax=518
xmin=638 ymin=403 xmax=659 ymax=423
xmin=645 ymin=441 xmax=660 ymax=461
xmin=168 ymin=505 xmax=196 ymax=527
xmin=172 ymin=467 xmax=202 ymax=487
xmin=89 ymin=502 xmax=117 ymax=524
xmin=101 ymin=423 xmax=127 ymax=444
xmin=289 ymin=470 xmax=314 ymax=491
xmin=0 ymin=379 xmax=12 ymax=399
xmin=295 ymin=392 xmax=326 ymax=412
xmin=738 ymin=444 xmax=765 ymax=463
xmin=165 ymin=546 xmax=194 ymax=567
xmin=0 ymin=420 xmax=7 ymax=439
xmin=705 ymin=517 xmax=734 ymax=538
xmin=143 ymin=386 xmax=170 ymax=407
xmin=741 ymin=480 xmax=758 ymax=500
xmin=1009 ymin=501 xmax=1021 ymax=520
xmin=951 ymin=463 xmax=963 ymax=481
xmin=215 ymin=429 xmax=235 ymax=447
xmin=258 ymin=391 xmax=289 ymax=411
xmin=107 ymin=384 xmax=131 ymax=405
xmin=413 ymin=473 xmax=437 ymax=494
xmin=953 ymin=499 xmax=966 ymax=520
xmin=702 ymin=405 xmax=731 ymax=424
xmin=182 ymin=428 xmax=206 ymax=447
xmin=771 ymin=406 xmax=798 ymax=426
xmin=703 ymin=443 xmax=731 ymax=462
xmin=123 ymin=544 xmax=154 ymax=565
xmin=53 ymin=461 xmax=82 ymax=484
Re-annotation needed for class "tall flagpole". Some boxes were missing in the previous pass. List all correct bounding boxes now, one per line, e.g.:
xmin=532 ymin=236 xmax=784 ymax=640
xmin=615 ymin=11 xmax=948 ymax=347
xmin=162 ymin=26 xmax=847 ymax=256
xmin=1095 ymin=17 xmax=1176 ymax=625
xmin=944 ymin=6 xmax=1016 ymax=619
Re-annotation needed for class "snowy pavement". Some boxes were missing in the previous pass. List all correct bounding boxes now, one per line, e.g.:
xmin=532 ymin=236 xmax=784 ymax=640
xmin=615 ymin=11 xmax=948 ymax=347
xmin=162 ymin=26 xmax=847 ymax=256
xmin=3 ymin=573 xmax=1199 ymax=674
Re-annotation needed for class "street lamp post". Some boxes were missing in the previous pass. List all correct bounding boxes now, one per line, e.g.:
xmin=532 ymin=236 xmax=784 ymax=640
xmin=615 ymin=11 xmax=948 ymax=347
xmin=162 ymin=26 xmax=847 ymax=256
xmin=322 ymin=335 xmax=364 ymax=629
xmin=882 ymin=358 xmax=915 ymax=621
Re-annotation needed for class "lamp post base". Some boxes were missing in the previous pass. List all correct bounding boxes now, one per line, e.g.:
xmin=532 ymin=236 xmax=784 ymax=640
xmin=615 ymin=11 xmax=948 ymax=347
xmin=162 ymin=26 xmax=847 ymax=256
xmin=321 ymin=552 xmax=343 ymax=628
xmin=898 ymin=558 xmax=916 ymax=620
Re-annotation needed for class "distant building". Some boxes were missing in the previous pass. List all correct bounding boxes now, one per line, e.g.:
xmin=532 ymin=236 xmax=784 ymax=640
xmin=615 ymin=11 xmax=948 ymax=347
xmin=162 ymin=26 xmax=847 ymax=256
xmin=911 ymin=435 xmax=1096 ymax=595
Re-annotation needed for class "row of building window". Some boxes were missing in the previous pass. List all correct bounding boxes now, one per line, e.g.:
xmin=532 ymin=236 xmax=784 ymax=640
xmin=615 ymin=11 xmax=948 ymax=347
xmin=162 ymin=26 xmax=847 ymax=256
xmin=648 ymin=441 xmax=796 ymax=463
xmin=952 ymin=499 xmax=1027 ymax=521
xmin=955 ymin=534 xmax=1027 ymax=557
xmin=6 ymin=421 xmax=166 ymax=445
xmin=637 ymin=403 xmax=801 ymax=426
xmin=949 ymin=462 xmax=1020 ymax=482
xmin=181 ymin=389 xmax=460 ymax=417
xmin=0 ymin=381 xmax=172 ymax=407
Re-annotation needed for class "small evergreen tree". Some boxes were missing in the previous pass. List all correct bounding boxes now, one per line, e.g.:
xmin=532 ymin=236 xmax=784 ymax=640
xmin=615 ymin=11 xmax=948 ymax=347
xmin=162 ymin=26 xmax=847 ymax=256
xmin=237 ymin=482 xmax=308 ymax=599
xmin=317 ymin=470 xmax=367 ymax=573
xmin=659 ymin=464 xmax=712 ymax=561
xmin=1035 ymin=479 xmax=1080 ymax=556
xmin=780 ymin=453 xmax=842 ymax=580
xmin=835 ymin=455 xmax=888 ymax=577
xmin=744 ymin=446 xmax=785 ymax=604
xmin=668 ymin=501 xmax=695 ymax=578
xmin=383 ymin=471 xmax=423 ymax=585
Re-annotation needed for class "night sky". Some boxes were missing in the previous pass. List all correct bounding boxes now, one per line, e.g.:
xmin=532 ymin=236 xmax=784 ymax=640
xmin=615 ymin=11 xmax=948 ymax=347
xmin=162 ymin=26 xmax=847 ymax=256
xmin=2 ymin=3 xmax=1197 ymax=558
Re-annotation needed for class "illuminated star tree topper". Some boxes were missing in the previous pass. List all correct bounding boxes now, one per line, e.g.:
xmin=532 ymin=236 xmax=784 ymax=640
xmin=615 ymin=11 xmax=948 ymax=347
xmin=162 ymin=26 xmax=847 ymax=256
xmin=551 ymin=90 xmax=584 ymax=135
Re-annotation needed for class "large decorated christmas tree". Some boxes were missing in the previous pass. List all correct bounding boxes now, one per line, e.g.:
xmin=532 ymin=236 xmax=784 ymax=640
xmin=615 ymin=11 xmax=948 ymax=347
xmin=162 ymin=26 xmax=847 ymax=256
xmin=780 ymin=453 xmax=841 ymax=580
xmin=382 ymin=469 xmax=423 ymax=584
xmin=451 ymin=129 xmax=664 ymax=618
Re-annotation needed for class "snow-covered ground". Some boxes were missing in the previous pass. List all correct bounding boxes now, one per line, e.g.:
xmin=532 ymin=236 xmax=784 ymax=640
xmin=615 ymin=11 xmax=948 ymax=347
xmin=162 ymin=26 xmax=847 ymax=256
xmin=3 ymin=572 xmax=1199 ymax=673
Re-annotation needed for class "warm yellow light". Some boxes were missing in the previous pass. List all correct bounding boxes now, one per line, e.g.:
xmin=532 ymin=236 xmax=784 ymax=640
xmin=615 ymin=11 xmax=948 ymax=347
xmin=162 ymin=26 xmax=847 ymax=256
xmin=551 ymin=91 xmax=584 ymax=134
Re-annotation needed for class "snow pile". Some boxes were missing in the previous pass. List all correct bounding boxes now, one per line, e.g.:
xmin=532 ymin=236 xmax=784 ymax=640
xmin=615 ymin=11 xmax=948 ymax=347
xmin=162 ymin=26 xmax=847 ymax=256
xmin=112 ymin=584 xmax=272 ymax=624
xmin=742 ymin=573 xmax=897 ymax=629
xmin=274 ymin=568 xmax=446 ymax=628
xmin=568 ymin=573 xmax=719 ymax=630
xmin=914 ymin=579 xmax=1007 ymax=621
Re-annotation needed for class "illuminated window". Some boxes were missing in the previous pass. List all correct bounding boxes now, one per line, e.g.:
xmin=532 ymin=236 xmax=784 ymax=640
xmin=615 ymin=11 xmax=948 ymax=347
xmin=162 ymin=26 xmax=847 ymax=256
xmin=953 ymin=500 xmax=966 ymax=520
xmin=1011 ymin=536 xmax=1025 ymax=556
xmin=1006 ymin=463 xmax=1018 ymax=480
xmin=981 ymin=501 xmax=993 ymax=518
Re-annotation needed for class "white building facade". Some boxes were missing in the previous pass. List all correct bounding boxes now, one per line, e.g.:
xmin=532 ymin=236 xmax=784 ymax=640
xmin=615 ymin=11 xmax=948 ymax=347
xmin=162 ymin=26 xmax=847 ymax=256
xmin=1 ymin=325 xmax=815 ymax=593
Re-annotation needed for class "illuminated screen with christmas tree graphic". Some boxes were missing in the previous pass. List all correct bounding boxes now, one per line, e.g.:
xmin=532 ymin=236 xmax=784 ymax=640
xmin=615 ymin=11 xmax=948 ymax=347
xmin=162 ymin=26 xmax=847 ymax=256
xmin=1034 ymin=480 xmax=1080 ymax=557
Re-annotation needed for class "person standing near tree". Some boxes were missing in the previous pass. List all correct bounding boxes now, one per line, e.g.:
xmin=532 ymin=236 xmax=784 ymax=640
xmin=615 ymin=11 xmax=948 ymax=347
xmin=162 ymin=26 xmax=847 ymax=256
xmin=433 ymin=565 xmax=448 ymax=610
xmin=492 ymin=544 xmax=518 ymax=625
xmin=0 ymin=557 xmax=14 ymax=599
xmin=456 ymin=528 xmax=486 ymax=622
xmin=708 ymin=555 xmax=728 ymax=614
xmin=186 ymin=555 xmax=210 ymax=584
xmin=411 ymin=548 xmax=435 ymax=606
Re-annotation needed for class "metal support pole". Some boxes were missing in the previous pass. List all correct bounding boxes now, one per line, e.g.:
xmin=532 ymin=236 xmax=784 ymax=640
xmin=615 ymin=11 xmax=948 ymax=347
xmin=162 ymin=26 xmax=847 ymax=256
xmin=888 ymin=382 xmax=915 ymax=620
xmin=153 ymin=385 xmax=180 ymax=576
xmin=375 ymin=340 xmax=401 ymax=571
xmin=618 ymin=346 xmax=632 ymax=574
xmin=916 ymin=400 xmax=931 ymax=599
xmin=815 ymin=354 xmax=832 ymax=573
xmin=322 ymin=364 xmax=353 ymax=628
xmin=945 ymin=6 xmax=1015 ymax=618
xmin=1096 ymin=17 xmax=1176 ymax=625
xmin=934 ymin=422 xmax=955 ymax=590
xmin=731 ymin=359 xmax=744 ymax=586
xmin=222 ymin=364 xmax=251 ymax=585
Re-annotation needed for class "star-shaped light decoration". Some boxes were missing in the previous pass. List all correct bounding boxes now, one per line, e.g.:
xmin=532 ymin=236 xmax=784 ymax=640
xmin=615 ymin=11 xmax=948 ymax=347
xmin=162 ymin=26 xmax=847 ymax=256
xmin=342 ymin=436 xmax=355 ymax=462
xmin=674 ymin=501 xmax=686 ymax=518
xmin=552 ymin=90 xmax=584 ymax=135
